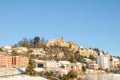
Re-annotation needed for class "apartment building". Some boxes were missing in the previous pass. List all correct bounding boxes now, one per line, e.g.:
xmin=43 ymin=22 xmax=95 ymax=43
xmin=0 ymin=54 xmax=12 ymax=68
xmin=97 ymin=53 xmax=109 ymax=69
xmin=0 ymin=54 xmax=29 ymax=68
xmin=12 ymin=55 xmax=29 ymax=68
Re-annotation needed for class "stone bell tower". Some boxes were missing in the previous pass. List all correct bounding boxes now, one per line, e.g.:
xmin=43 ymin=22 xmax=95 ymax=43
xmin=61 ymin=36 xmax=64 ymax=43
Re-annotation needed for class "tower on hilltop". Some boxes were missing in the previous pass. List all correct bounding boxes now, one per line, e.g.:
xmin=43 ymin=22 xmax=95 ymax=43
xmin=61 ymin=36 xmax=64 ymax=43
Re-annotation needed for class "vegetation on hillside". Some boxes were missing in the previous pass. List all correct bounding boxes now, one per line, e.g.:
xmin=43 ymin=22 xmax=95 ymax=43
xmin=12 ymin=36 xmax=102 ymax=63
xmin=26 ymin=58 xmax=35 ymax=76
xmin=16 ymin=36 xmax=47 ymax=48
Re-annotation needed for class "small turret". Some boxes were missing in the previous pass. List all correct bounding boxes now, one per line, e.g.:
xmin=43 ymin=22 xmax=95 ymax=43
xmin=61 ymin=36 xmax=64 ymax=43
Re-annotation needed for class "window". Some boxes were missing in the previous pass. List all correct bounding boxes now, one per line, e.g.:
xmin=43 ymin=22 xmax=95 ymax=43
xmin=37 ymin=64 xmax=43 ymax=68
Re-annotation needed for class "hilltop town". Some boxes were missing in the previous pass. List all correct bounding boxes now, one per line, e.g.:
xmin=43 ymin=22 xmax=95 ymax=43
xmin=0 ymin=36 xmax=120 ymax=80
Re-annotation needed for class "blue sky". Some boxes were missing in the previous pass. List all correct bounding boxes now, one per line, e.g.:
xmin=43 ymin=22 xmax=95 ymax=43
xmin=0 ymin=0 xmax=120 ymax=56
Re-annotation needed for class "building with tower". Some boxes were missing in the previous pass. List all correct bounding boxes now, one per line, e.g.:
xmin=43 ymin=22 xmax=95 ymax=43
xmin=46 ymin=36 xmax=69 ymax=47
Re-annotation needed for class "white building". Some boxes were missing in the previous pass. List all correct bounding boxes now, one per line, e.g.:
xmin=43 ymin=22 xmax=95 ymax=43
xmin=51 ymin=68 xmax=68 ymax=76
xmin=2 ymin=45 xmax=12 ymax=53
xmin=58 ymin=61 xmax=70 ymax=67
xmin=33 ymin=60 xmax=58 ymax=71
xmin=44 ymin=60 xmax=58 ymax=70
xmin=112 ymin=57 xmax=120 ymax=62
xmin=31 ymin=48 xmax=46 ymax=56
xmin=97 ymin=53 xmax=109 ymax=69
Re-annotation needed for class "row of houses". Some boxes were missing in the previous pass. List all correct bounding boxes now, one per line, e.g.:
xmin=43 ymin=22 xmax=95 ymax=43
xmin=32 ymin=60 xmax=82 ymax=76
xmin=1 ymin=45 xmax=120 ymax=71
xmin=32 ymin=59 xmax=107 ymax=76
xmin=2 ymin=45 xmax=28 ymax=53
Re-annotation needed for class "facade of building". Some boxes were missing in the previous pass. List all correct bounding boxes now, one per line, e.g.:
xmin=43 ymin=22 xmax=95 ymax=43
xmin=33 ymin=60 xmax=44 ymax=68
xmin=89 ymin=63 xmax=99 ymax=70
xmin=46 ymin=36 xmax=67 ymax=47
xmin=112 ymin=57 xmax=120 ymax=62
xmin=30 ymin=48 xmax=46 ymax=57
xmin=33 ymin=60 xmax=58 ymax=70
xmin=0 ymin=54 xmax=12 ymax=68
xmin=51 ymin=68 xmax=68 ymax=76
xmin=97 ymin=54 xmax=109 ymax=69
xmin=2 ymin=45 xmax=12 ymax=53
xmin=46 ymin=36 xmax=79 ymax=50
xmin=12 ymin=55 xmax=29 ymax=68
xmin=44 ymin=61 xmax=58 ymax=70
xmin=0 ymin=54 xmax=29 ymax=68
xmin=12 ymin=47 xmax=28 ymax=54
xmin=110 ymin=61 xmax=120 ymax=69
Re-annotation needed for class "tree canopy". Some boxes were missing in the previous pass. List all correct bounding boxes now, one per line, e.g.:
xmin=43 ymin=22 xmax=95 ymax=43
xmin=17 ymin=36 xmax=47 ymax=48
xmin=26 ymin=58 xmax=35 ymax=76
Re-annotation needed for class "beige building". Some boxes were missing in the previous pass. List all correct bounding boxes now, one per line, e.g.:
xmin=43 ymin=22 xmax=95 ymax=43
xmin=46 ymin=36 xmax=69 ymax=47
xmin=110 ymin=61 xmax=120 ymax=69
xmin=46 ymin=36 xmax=80 ymax=52
xmin=12 ymin=47 xmax=28 ymax=54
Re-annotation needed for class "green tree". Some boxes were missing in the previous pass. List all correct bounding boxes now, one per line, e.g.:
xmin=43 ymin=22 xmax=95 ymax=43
xmin=93 ymin=48 xmax=100 ymax=53
xmin=69 ymin=55 xmax=76 ymax=63
xmin=110 ymin=55 xmax=113 ymax=61
xmin=67 ymin=70 xmax=77 ymax=79
xmin=34 ymin=36 xmax=40 ymax=48
xmin=0 ymin=48 xmax=3 ymax=52
xmin=89 ymin=54 xmax=94 ymax=60
xmin=29 ymin=39 xmax=34 ymax=48
xmin=26 ymin=58 xmax=35 ymax=76
xmin=59 ymin=75 xmax=67 ymax=80
xmin=82 ymin=65 xmax=86 ymax=72
xmin=11 ymin=51 xmax=18 ymax=56
xmin=74 ymin=53 xmax=84 ymax=63
xmin=40 ymin=37 xmax=47 ymax=48
xmin=41 ymin=37 xmax=47 ymax=44
xmin=117 ymin=64 xmax=120 ymax=68
xmin=18 ymin=38 xmax=30 ymax=48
